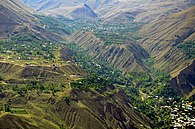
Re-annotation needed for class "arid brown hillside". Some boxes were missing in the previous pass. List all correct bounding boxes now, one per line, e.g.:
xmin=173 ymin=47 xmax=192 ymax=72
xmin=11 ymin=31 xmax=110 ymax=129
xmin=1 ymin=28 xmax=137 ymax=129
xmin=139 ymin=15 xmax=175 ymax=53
xmin=0 ymin=0 xmax=63 ymax=41
xmin=0 ymin=86 xmax=152 ymax=129
xmin=21 ymin=0 xmax=194 ymax=23
xmin=0 ymin=61 xmax=86 ymax=84
xmin=68 ymin=31 xmax=149 ymax=74
xmin=171 ymin=60 xmax=195 ymax=96
xmin=0 ymin=0 xmax=37 ymax=38
xmin=140 ymin=6 xmax=195 ymax=96
xmin=97 ymin=0 xmax=195 ymax=23
xmin=22 ymin=0 xmax=98 ymax=20
xmin=141 ymin=6 xmax=195 ymax=75
xmin=0 ymin=1 xmax=153 ymax=129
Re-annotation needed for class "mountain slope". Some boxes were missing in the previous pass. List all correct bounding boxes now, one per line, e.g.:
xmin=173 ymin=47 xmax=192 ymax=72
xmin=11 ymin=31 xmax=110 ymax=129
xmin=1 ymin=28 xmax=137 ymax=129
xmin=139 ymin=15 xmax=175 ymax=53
xmin=97 ymin=0 xmax=195 ymax=23
xmin=140 ymin=6 xmax=195 ymax=75
xmin=140 ymin=6 xmax=195 ymax=95
xmin=43 ymin=3 xmax=98 ymax=20
xmin=22 ymin=0 xmax=194 ymax=23
xmin=68 ymin=31 xmax=149 ymax=74
xmin=0 ymin=61 xmax=86 ymax=84
xmin=0 ymin=1 xmax=153 ymax=129
xmin=0 ymin=0 xmax=37 ymax=38
xmin=171 ymin=60 xmax=195 ymax=96
xmin=22 ymin=0 xmax=97 ymax=20
xmin=78 ymin=0 xmax=114 ymax=10
xmin=22 ymin=0 xmax=113 ymax=11
xmin=0 ymin=0 xmax=64 ymax=41
xmin=0 ymin=86 xmax=152 ymax=129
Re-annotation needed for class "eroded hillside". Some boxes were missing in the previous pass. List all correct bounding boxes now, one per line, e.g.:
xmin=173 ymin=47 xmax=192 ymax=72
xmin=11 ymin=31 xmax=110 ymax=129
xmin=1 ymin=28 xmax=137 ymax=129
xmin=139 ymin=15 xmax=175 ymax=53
xmin=0 ymin=0 xmax=36 ymax=38
xmin=0 ymin=1 xmax=155 ymax=129
xmin=0 ymin=85 xmax=152 ymax=129
xmin=22 ymin=0 xmax=195 ymax=23
xmin=171 ymin=60 xmax=195 ymax=96
xmin=0 ymin=0 xmax=64 ymax=41
xmin=68 ymin=31 xmax=149 ymax=74
xmin=140 ymin=6 xmax=195 ymax=96
xmin=22 ymin=0 xmax=98 ymax=20
xmin=0 ymin=61 xmax=85 ymax=84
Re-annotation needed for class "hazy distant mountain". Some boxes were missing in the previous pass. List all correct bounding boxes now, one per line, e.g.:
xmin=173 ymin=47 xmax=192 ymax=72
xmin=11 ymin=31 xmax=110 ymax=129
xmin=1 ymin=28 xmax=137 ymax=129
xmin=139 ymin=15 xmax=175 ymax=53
xmin=97 ymin=0 xmax=195 ymax=23
xmin=77 ymin=0 xmax=114 ymax=10
xmin=22 ymin=0 xmax=80 ymax=10
xmin=43 ymin=3 xmax=98 ymax=20
xmin=22 ymin=0 xmax=98 ymax=20
xmin=22 ymin=0 xmax=114 ymax=10
xmin=22 ymin=0 xmax=195 ymax=22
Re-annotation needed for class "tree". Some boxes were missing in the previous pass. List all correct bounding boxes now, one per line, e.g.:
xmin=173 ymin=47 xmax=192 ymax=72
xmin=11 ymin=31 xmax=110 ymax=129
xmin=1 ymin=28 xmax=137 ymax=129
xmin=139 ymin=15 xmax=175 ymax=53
xmin=0 ymin=75 xmax=3 ymax=81
xmin=16 ymin=88 xmax=27 ymax=97
xmin=4 ymin=99 xmax=11 ymax=112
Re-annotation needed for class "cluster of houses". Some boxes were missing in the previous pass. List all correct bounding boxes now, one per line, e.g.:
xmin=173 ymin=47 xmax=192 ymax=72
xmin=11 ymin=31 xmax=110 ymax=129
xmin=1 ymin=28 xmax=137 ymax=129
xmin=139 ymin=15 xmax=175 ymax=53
xmin=164 ymin=101 xmax=195 ymax=128
xmin=67 ymin=20 xmax=135 ymax=34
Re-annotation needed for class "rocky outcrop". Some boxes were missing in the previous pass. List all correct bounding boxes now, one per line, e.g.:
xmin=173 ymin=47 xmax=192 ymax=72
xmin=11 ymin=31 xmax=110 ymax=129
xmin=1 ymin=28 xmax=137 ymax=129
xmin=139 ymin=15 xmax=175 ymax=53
xmin=171 ymin=60 xmax=195 ymax=96
xmin=0 ymin=113 xmax=40 ymax=129
xmin=60 ymin=47 xmax=76 ymax=61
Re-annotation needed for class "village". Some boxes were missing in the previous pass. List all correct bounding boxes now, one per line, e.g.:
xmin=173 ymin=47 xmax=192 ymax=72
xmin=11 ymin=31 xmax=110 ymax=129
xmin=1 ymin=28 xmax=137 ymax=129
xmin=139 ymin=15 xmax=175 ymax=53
xmin=161 ymin=99 xmax=195 ymax=128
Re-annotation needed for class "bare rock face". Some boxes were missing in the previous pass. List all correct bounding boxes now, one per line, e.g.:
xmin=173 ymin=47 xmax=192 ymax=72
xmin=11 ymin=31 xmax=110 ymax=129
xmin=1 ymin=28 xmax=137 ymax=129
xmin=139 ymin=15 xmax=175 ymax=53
xmin=72 ymin=4 xmax=97 ymax=18
xmin=171 ymin=60 xmax=195 ymax=96
xmin=68 ymin=31 xmax=149 ymax=74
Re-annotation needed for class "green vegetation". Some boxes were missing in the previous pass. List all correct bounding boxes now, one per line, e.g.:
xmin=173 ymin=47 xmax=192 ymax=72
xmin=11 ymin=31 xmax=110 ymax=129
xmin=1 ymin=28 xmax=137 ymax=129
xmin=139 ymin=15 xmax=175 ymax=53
xmin=95 ymin=33 xmax=125 ymax=45
xmin=36 ymin=15 xmax=142 ymax=45
xmin=36 ymin=15 xmax=72 ymax=35
xmin=92 ymin=22 xmax=142 ymax=45
xmin=68 ymin=43 xmax=180 ymax=128
xmin=123 ymin=69 xmax=178 ymax=127
xmin=129 ymin=58 xmax=179 ymax=128
xmin=10 ymin=81 xmax=66 ymax=97
xmin=69 ymin=43 xmax=132 ymax=88
xmin=0 ymin=34 xmax=67 ymax=67
xmin=177 ymin=41 xmax=195 ymax=59
xmin=71 ymin=44 xmax=180 ymax=127
xmin=4 ymin=99 xmax=11 ymax=112
xmin=0 ymin=35 xmax=57 ymax=60
xmin=0 ymin=14 xmax=191 ymax=128
xmin=70 ymin=74 xmax=111 ymax=91
xmin=11 ymin=108 xmax=28 ymax=114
